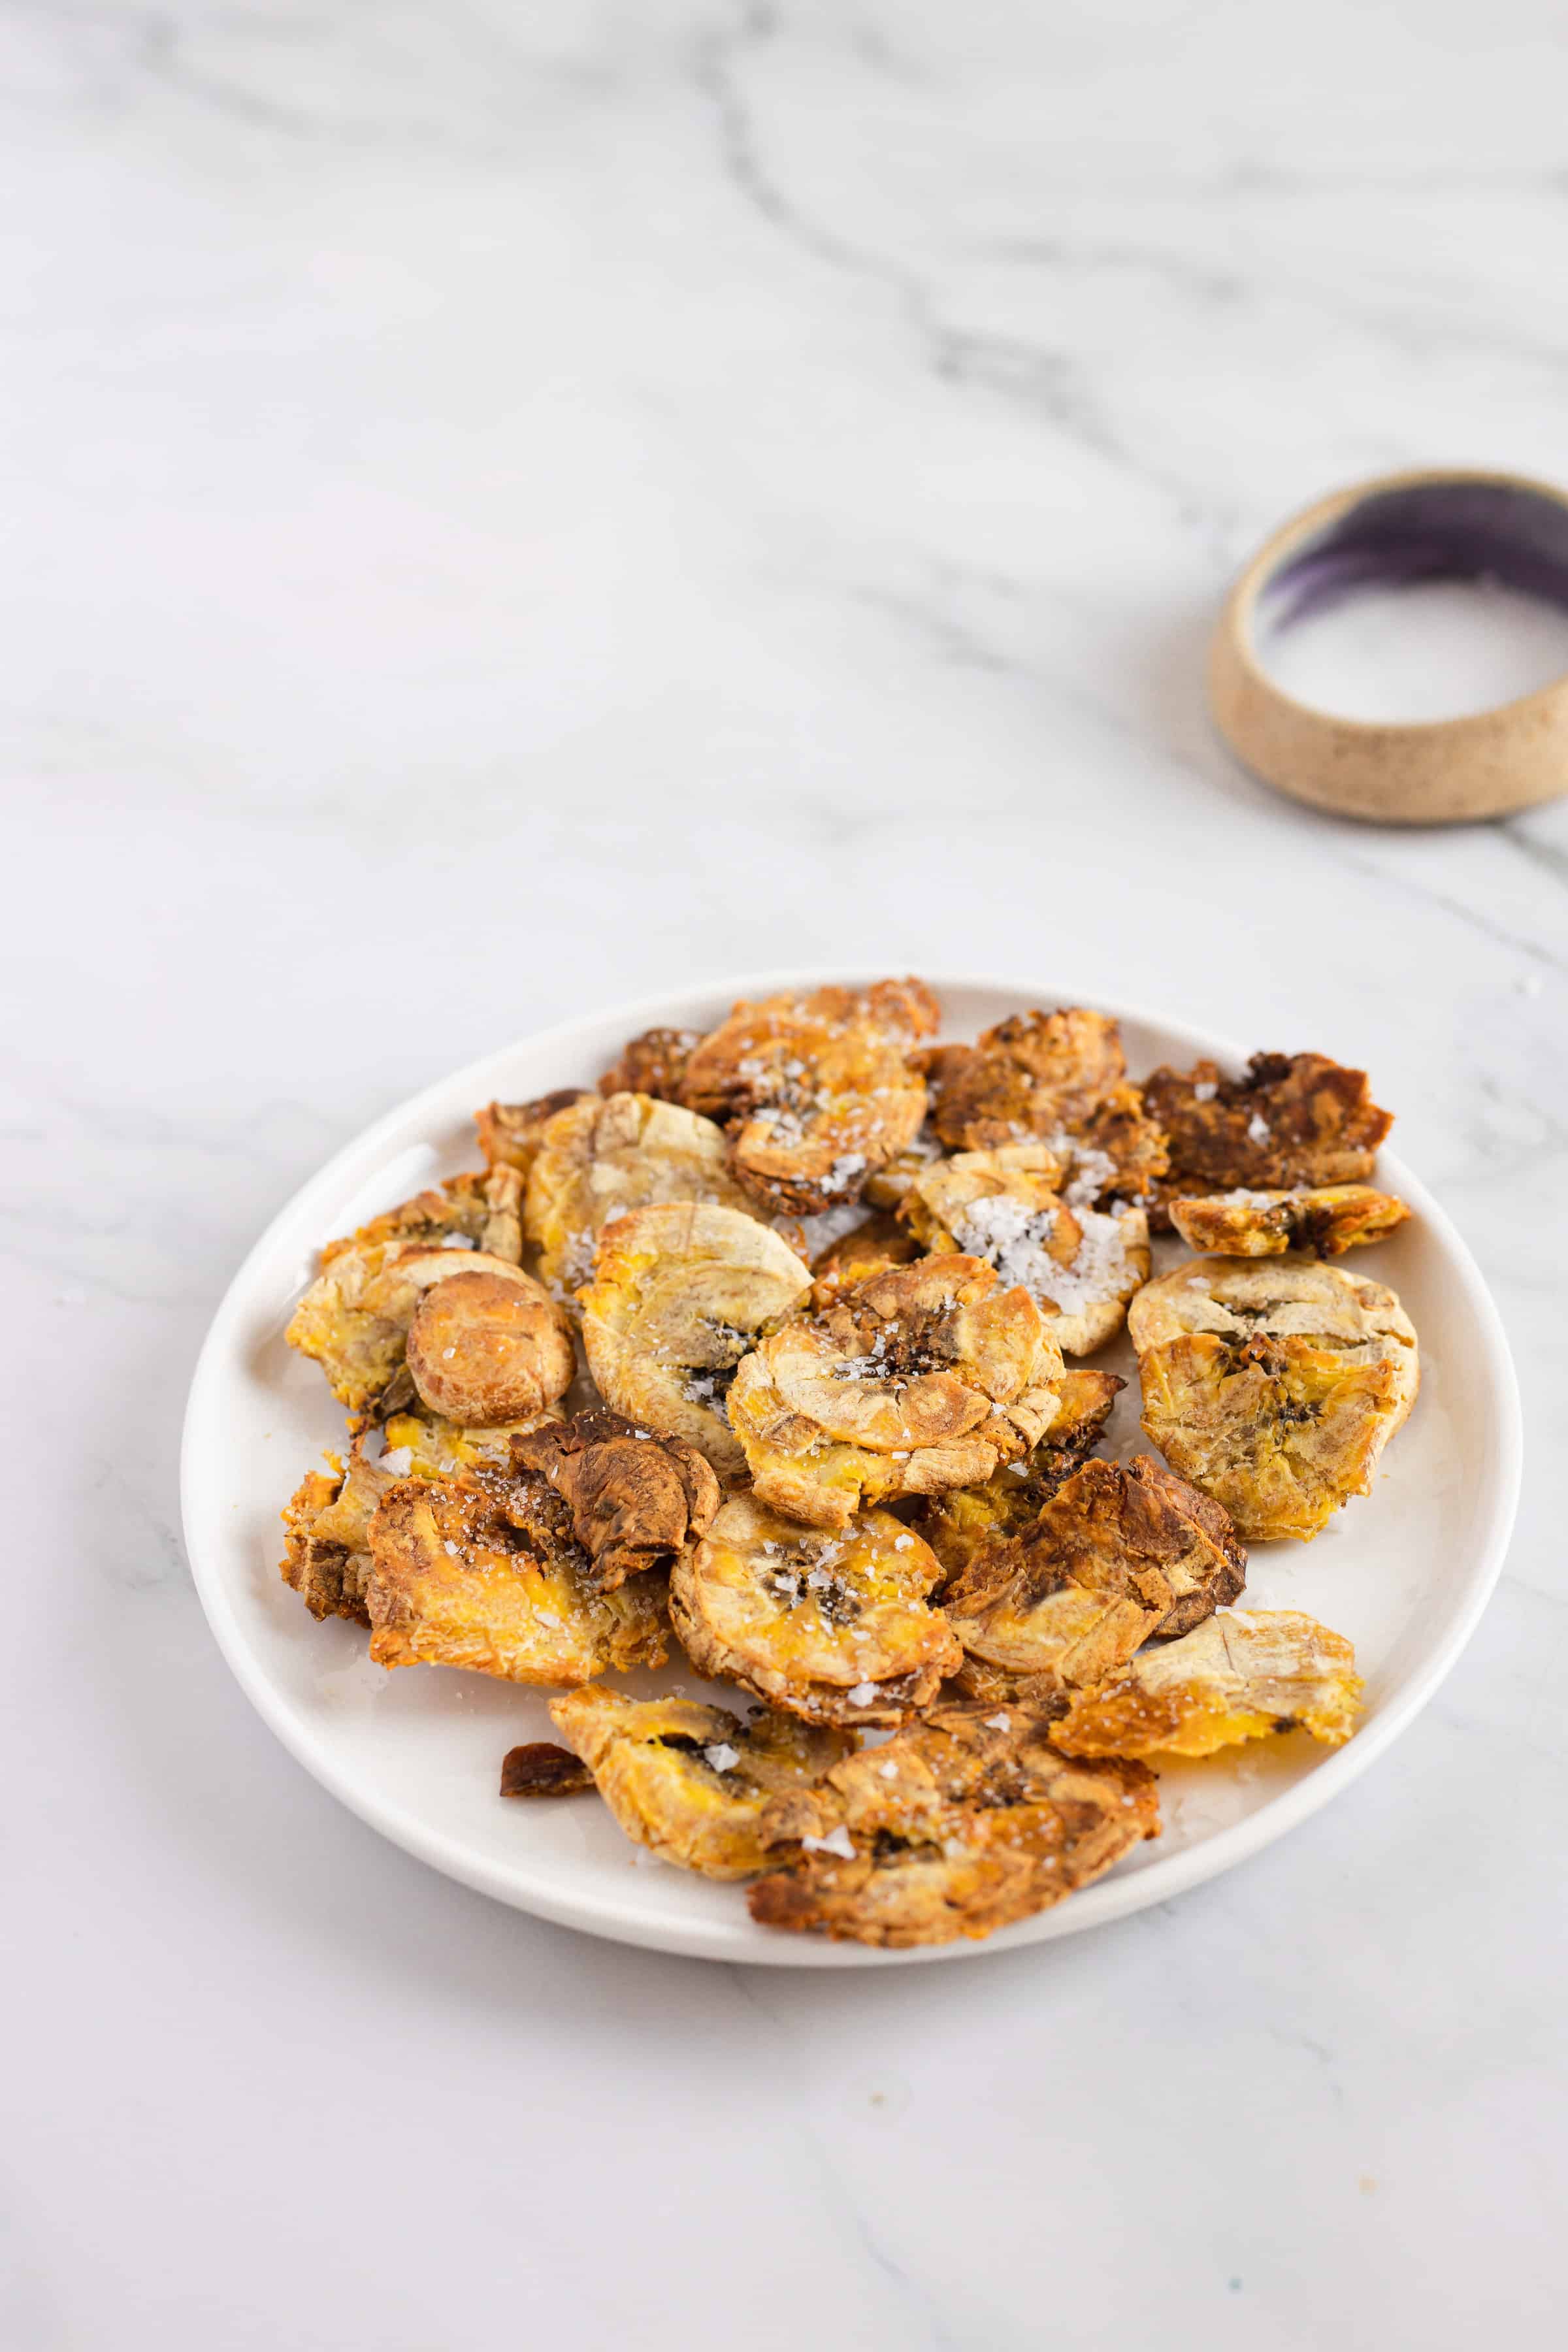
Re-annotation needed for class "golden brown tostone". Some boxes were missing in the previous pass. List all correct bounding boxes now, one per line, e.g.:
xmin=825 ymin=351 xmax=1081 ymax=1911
xmin=1052 ymin=1608 xmax=1362 ymax=1757
xmin=549 ymin=1686 xmax=853 ymax=1878
xmin=748 ymin=1702 xmax=1159 ymax=1947
xmin=1168 ymin=1183 xmax=1411 ymax=1259
xmin=939 ymin=1454 xmax=1247 ymax=1710
xmin=727 ymin=1253 xmax=1064 ymax=1528
xmin=679 ymin=978 xmax=939 ymax=1215
xmin=510 ymin=1406 xmax=720 ymax=1589
xmin=365 ymin=1469 xmax=668 ymax=1684
xmin=1129 ymin=1256 xmax=1418 ymax=1541
xmin=1143 ymin=1051 xmax=1393 ymax=1226
xmin=670 ymin=1491 xmax=962 ymax=1728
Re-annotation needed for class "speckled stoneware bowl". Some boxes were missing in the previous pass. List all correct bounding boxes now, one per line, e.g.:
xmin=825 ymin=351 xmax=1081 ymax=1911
xmin=1210 ymin=467 xmax=1568 ymax=824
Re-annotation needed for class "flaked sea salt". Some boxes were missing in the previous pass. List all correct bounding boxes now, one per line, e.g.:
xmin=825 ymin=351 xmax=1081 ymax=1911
xmin=703 ymin=1742 xmax=740 ymax=1773
xmin=382 ymin=1447 xmax=412 ymax=1477
xmin=984 ymin=1712 xmax=1011 ymax=1731
xmin=1192 ymin=1081 xmax=1217 ymax=1103
xmin=1247 ymin=1112 xmax=1271 ymax=1146
xmin=955 ymin=1192 xmax=1134 ymax=1318
xmin=438 ymin=1232 xmax=476 ymax=1249
xmin=847 ymin=1682 xmax=879 ymax=1706
xmin=794 ymin=1200 xmax=873 ymax=1256
xmin=803 ymin=1826 xmax=856 ymax=1860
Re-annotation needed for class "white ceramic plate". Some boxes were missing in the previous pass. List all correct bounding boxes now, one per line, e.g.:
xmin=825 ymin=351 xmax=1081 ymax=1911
xmin=182 ymin=972 xmax=1521 ymax=1966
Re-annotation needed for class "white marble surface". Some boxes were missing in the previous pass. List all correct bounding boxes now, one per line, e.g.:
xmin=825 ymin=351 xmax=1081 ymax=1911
xmin=5 ymin=3 xmax=1566 ymax=2344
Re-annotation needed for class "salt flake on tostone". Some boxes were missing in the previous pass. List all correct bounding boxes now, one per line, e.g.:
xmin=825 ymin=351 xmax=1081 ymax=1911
xmin=803 ymin=1825 xmax=856 ymax=1860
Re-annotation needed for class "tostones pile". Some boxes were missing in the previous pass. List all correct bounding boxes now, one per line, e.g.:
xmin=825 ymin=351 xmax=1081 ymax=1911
xmin=276 ymin=983 xmax=1414 ymax=1945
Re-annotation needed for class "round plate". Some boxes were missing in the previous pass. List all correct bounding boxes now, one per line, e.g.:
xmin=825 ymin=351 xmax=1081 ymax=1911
xmin=181 ymin=972 xmax=1521 ymax=1965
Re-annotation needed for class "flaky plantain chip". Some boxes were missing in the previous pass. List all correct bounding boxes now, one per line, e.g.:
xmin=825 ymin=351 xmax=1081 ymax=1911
xmin=748 ymin=1702 xmax=1158 ymax=1947
xmin=319 ymin=1166 xmax=527 ymax=1269
xmin=941 ymin=1456 xmax=1247 ymax=1709
xmin=404 ymin=1268 xmax=575 ymax=1425
xmin=807 ymin=1210 xmax=923 ymax=1306
xmin=1168 ymin=1183 xmax=1410 ymax=1260
xmin=670 ymin=1492 xmax=962 ymax=1728
xmin=1130 ymin=1256 xmax=1418 ymax=1541
xmin=728 ymin=1254 xmax=1063 ymax=1529
xmin=365 ymin=1470 xmax=668 ymax=1684
xmin=581 ymin=1201 xmax=812 ymax=1480
xmin=903 ymin=1143 xmax=1149 ymax=1355
xmin=597 ymin=1026 xmax=704 ymax=1103
xmin=548 ymin=1687 xmax=852 ymax=1878
xmin=680 ymin=979 xmax=939 ymax=1216
xmin=1143 ymin=1051 xmax=1393 ymax=1225
xmin=861 ymin=1126 xmax=945 ymax=1209
xmin=510 ymin=1407 xmax=719 ymax=1589
xmin=525 ymin=1090 xmax=761 ymax=1296
xmin=286 ymin=1169 xmax=533 ymax=1414
xmin=279 ymin=1404 xmax=566 ymax=1627
xmin=1052 ymin=1608 xmax=1362 ymax=1757
xmin=280 ymin=1460 xmax=377 ymax=1626
xmin=922 ymin=1007 xmax=1168 ymax=1205
xmin=474 ymin=1090 xmax=592 ymax=1179
xmin=915 ymin=1365 xmax=1123 ymax=1588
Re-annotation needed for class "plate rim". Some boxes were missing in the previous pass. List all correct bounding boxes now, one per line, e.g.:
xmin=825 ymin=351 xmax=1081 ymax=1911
xmin=180 ymin=967 xmax=1523 ymax=1967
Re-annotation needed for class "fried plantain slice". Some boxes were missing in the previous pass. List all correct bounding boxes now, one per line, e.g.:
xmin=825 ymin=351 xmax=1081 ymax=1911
xmin=1129 ymin=1254 xmax=1418 ymax=1541
xmin=580 ymin=1201 xmax=812 ymax=1480
xmin=597 ymin=1026 xmax=704 ymax=1103
xmin=525 ymin=1090 xmax=760 ymax=1296
xmin=375 ymin=1402 xmax=563 ymax=1477
xmin=728 ymin=1255 xmax=1064 ymax=1529
xmin=679 ymin=979 xmax=939 ymax=1216
xmin=365 ymin=1469 xmax=668 ymax=1684
xmin=862 ymin=1126 xmax=945 ymax=1209
xmin=510 ymin=1407 xmax=720 ymax=1589
xmin=499 ymin=1742 xmax=595 ymax=1797
xmin=280 ymin=1459 xmax=378 ymax=1625
xmin=286 ymin=1165 xmax=542 ymax=1415
xmin=921 ymin=1008 xmax=1169 ymax=1205
xmin=914 ymin=1366 xmax=1124 ymax=1588
xmin=1053 ymin=1608 xmax=1362 ymax=1757
xmin=669 ymin=1492 xmax=962 ymax=1727
xmin=404 ymin=1267 xmax=575 ymax=1424
xmin=1143 ymin=1051 xmax=1394 ymax=1226
xmin=474 ymin=1090 xmax=592 ymax=1179
xmin=939 ymin=1454 xmax=1247 ymax=1708
xmin=319 ymin=1166 xmax=527 ymax=1270
xmin=748 ymin=1702 xmax=1158 ymax=1947
xmin=1168 ymin=1183 xmax=1411 ymax=1260
xmin=278 ymin=1402 xmax=567 ymax=1627
xmin=548 ymin=1686 xmax=853 ymax=1877
xmin=808 ymin=1209 xmax=923 ymax=1305
xmin=902 ymin=1143 xmax=1149 ymax=1355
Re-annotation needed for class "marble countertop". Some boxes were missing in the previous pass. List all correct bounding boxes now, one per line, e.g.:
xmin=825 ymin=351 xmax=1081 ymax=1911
xmin=7 ymin=4 xmax=1565 ymax=2345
